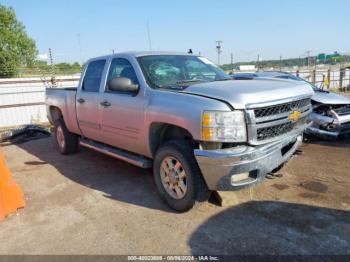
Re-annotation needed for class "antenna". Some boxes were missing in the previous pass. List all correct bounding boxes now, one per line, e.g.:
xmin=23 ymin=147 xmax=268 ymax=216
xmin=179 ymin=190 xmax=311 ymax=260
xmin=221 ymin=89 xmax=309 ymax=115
xmin=147 ymin=22 xmax=152 ymax=51
xmin=48 ymin=48 xmax=56 ymax=87
xmin=77 ymin=33 xmax=84 ymax=63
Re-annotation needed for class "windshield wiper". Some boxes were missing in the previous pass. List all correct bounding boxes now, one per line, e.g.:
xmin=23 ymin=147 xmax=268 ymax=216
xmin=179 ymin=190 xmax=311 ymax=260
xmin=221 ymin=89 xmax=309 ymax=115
xmin=158 ymin=78 xmax=230 ymax=90
xmin=158 ymin=85 xmax=185 ymax=90
xmin=175 ymin=79 xmax=208 ymax=85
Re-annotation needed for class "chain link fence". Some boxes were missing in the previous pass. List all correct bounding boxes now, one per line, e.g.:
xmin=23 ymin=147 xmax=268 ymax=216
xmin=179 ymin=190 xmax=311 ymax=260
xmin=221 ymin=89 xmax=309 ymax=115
xmin=296 ymin=68 xmax=350 ymax=90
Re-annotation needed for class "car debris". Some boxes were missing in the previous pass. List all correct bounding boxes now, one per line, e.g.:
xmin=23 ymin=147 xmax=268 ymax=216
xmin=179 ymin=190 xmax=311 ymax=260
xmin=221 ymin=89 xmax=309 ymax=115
xmin=307 ymin=91 xmax=350 ymax=139
xmin=0 ymin=125 xmax=51 ymax=145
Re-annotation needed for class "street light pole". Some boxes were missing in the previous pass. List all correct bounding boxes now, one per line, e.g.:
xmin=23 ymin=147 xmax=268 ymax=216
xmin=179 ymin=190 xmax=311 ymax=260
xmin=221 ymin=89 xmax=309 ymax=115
xmin=280 ymin=55 xmax=282 ymax=71
xmin=216 ymin=41 xmax=223 ymax=65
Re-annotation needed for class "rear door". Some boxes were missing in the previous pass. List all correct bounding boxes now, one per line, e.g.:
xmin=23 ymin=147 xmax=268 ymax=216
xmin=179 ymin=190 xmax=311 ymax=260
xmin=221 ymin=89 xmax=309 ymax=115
xmin=76 ymin=59 xmax=106 ymax=142
xmin=100 ymin=57 xmax=146 ymax=154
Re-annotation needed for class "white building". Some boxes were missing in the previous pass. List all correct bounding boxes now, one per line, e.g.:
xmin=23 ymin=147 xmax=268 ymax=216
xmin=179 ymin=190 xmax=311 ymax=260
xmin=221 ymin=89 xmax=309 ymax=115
xmin=239 ymin=65 xmax=256 ymax=71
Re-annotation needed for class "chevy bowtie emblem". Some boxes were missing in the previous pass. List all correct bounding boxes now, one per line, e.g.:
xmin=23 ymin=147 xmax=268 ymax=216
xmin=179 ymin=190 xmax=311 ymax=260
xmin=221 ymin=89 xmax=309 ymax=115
xmin=288 ymin=111 xmax=301 ymax=122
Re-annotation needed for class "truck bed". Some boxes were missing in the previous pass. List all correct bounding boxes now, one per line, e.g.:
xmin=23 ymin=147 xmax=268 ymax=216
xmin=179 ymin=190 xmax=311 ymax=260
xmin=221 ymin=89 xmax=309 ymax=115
xmin=45 ymin=87 xmax=81 ymax=135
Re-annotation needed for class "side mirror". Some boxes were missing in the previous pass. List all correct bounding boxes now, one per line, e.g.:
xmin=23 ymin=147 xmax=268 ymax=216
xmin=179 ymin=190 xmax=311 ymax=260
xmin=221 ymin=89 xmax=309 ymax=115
xmin=108 ymin=77 xmax=139 ymax=94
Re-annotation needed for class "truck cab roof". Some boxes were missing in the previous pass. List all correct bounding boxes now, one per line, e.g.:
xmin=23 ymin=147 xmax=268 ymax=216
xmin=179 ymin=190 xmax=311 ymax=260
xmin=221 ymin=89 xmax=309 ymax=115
xmin=87 ymin=51 xmax=196 ymax=62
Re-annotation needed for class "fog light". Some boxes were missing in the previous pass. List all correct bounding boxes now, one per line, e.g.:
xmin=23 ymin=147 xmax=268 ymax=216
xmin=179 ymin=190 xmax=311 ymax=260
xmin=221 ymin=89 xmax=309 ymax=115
xmin=231 ymin=172 xmax=250 ymax=184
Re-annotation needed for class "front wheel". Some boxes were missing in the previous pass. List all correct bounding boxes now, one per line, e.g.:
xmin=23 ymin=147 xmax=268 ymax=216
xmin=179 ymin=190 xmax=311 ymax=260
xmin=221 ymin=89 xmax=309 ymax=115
xmin=153 ymin=140 xmax=210 ymax=212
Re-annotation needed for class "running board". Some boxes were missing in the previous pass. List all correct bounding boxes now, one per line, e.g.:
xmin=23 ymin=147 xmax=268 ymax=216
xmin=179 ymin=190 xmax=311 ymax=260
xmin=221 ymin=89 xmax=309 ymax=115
xmin=79 ymin=139 xmax=152 ymax=168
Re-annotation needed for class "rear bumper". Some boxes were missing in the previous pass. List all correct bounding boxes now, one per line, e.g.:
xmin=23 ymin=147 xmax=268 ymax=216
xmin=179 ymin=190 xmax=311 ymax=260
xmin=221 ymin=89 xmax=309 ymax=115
xmin=194 ymin=134 xmax=302 ymax=190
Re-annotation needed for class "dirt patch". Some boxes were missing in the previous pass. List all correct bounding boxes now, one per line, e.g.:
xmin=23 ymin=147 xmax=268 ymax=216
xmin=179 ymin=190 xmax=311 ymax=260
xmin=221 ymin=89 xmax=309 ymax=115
xmin=298 ymin=192 xmax=320 ymax=199
xmin=300 ymin=181 xmax=328 ymax=193
xmin=272 ymin=184 xmax=290 ymax=191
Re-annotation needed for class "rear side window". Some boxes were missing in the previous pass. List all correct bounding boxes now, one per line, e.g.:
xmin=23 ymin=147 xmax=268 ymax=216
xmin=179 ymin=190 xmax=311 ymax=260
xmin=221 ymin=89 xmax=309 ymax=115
xmin=82 ymin=60 xmax=106 ymax=92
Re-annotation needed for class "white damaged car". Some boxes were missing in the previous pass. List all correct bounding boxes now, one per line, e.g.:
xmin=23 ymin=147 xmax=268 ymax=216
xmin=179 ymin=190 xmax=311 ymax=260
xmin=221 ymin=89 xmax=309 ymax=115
xmin=307 ymin=88 xmax=350 ymax=139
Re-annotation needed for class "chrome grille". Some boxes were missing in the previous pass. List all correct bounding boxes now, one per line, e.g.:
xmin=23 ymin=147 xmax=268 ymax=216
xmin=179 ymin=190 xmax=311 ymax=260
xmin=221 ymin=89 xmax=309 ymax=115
xmin=256 ymin=116 xmax=307 ymax=141
xmin=247 ymin=97 xmax=312 ymax=144
xmin=254 ymin=98 xmax=310 ymax=118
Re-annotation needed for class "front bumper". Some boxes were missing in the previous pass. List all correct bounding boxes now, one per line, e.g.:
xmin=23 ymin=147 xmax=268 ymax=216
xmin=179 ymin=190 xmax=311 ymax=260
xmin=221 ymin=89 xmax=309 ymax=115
xmin=305 ymin=125 xmax=350 ymax=138
xmin=305 ymin=112 xmax=350 ymax=139
xmin=194 ymin=134 xmax=302 ymax=190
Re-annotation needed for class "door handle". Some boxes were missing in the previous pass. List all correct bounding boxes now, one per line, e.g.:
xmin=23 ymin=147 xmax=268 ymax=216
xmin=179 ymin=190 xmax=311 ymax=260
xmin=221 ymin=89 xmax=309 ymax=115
xmin=77 ymin=98 xmax=85 ymax=104
xmin=100 ymin=101 xmax=111 ymax=107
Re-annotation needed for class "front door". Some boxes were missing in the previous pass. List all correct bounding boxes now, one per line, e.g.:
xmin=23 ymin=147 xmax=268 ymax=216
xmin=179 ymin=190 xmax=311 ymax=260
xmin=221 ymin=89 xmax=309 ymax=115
xmin=101 ymin=58 xmax=146 ymax=154
xmin=76 ymin=59 xmax=106 ymax=142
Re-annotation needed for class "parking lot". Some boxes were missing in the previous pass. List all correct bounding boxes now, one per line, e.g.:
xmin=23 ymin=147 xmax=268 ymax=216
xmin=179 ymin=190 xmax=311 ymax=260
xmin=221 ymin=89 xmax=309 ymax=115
xmin=0 ymin=136 xmax=349 ymax=255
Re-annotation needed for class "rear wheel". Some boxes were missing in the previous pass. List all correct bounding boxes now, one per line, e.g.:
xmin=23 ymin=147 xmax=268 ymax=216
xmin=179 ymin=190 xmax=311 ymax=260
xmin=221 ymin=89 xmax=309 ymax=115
xmin=153 ymin=140 xmax=210 ymax=212
xmin=54 ymin=118 xmax=79 ymax=154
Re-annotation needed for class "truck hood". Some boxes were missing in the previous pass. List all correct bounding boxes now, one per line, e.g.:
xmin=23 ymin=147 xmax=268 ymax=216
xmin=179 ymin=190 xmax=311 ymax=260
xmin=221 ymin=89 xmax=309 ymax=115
xmin=312 ymin=90 xmax=350 ymax=105
xmin=181 ymin=79 xmax=314 ymax=109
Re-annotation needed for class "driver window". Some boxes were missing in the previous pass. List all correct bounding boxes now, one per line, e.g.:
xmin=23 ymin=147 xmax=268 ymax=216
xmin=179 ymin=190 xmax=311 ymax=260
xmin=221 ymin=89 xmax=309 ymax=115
xmin=106 ymin=58 xmax=139 ymax=91
xmin=184 ymin=60 xmax=216 ymax=80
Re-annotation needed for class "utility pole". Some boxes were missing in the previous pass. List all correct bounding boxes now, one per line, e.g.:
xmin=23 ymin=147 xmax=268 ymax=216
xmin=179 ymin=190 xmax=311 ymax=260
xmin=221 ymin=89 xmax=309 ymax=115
xmin=257 ymin=54 xmax=260 ymax=70
xmin=112 ymin=49 xmax=115 ymax=54
xmin=230 ymin=53 xmax=234 ymax=73
xmin=306 ymin=50 xmax=311 ymax=69
xmin=216 ymin=41 xmax=223 ymax=65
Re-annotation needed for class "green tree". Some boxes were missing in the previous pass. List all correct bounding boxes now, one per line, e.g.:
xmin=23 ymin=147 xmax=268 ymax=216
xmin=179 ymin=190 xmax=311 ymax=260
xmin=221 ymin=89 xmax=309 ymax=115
xmin=0 ymin=4 xmax=37 ymax=77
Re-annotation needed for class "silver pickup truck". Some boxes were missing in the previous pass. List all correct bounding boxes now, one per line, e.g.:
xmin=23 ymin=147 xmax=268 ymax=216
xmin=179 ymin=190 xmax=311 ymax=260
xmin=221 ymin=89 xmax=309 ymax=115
xmin=46 ymin=51 xmax=314 ymax=211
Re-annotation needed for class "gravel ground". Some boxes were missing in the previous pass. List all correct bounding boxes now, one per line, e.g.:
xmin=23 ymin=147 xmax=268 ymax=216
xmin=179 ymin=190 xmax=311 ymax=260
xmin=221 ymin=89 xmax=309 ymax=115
xmin=0 ymin=137 xmax=349 ymax=255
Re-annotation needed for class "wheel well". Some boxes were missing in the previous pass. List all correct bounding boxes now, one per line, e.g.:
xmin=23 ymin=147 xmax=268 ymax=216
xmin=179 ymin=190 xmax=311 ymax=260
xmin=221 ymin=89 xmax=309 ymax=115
xmin=149 ymin=123 xmax=194 ymax=157
xmin=49 ymin=106 xmax=63 ymax=123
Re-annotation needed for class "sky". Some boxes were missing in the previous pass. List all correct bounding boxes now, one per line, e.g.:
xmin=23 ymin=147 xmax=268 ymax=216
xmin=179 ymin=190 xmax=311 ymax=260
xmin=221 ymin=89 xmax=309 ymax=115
xmin=2 ymin=0 xmax=350 ymax=64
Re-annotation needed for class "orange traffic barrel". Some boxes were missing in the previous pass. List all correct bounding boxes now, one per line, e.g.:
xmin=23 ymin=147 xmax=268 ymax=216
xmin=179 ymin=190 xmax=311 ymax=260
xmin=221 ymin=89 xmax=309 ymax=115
xmin=0 ymin=148 xmax=25 ymax=221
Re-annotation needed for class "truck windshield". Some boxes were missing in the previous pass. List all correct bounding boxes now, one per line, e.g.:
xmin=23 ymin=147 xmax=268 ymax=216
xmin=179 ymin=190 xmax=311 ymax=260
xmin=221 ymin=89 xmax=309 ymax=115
xmin=137 ymin=55 xmax=231 ymax=89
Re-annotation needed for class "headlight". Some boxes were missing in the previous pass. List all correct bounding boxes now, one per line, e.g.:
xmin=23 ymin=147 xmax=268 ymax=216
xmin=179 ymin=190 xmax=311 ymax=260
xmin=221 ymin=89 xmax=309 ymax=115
xmin=201 ymin=110 xmax=247 ymax=142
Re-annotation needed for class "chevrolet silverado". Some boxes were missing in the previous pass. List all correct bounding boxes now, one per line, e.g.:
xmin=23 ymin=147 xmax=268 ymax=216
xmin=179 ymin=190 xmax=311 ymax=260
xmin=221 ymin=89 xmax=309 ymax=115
xmin=46 ymin=52 xmax=314 ymax=211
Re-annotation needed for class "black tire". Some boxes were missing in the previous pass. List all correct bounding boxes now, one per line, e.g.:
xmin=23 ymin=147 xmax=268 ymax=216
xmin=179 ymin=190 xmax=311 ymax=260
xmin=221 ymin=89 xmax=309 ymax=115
xmin=54 ymin=118 xmax=79 ymax=155
xmin=153 ymin=140 xmax=210 ymax=212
